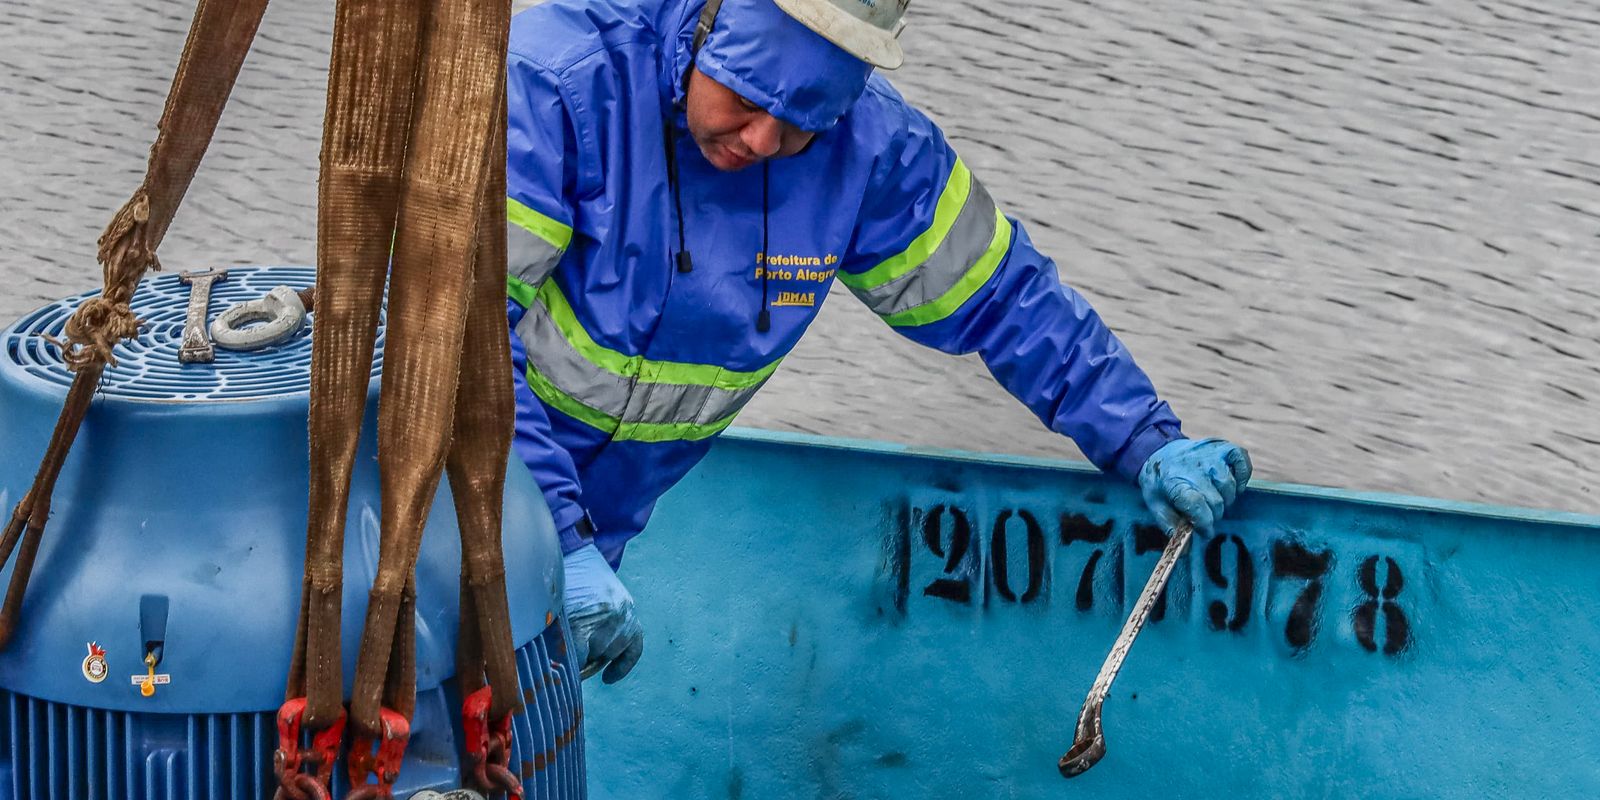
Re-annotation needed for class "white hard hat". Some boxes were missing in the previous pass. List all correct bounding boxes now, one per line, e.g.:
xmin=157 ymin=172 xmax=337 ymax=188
xmin=772 ymin=0 xmax=910 ymax=70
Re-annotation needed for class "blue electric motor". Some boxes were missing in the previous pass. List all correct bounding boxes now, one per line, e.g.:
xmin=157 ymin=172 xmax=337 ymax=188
xmin=0 ymin=267 xmax=584 ymax=799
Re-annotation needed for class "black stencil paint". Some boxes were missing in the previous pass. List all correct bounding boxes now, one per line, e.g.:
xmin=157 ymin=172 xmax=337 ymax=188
xmin=1063 ymin=512 xmax=1117 ymax=613
xmin=1204 ymin=535 xmax=1254 ymax=632
xmin=919 ymin=504 xmax=975 ymax=604
xmin=1354 ymin=556 xmax=1411 ymax=655
xmin=892 ymin=500 xmax=1419 ymax=658
xmin=1132 ymin=524 xmax=1172 ymax=621
xmin=1061 ymin=513 xmax=1113 ymax=547
xmin=991 ymin=509 xmax=1047 ymax=603
xmin=1075 ymin=550 xmax=1103 ymax=612
xmin=1271 ymin=541 xmax=1333 ymax=652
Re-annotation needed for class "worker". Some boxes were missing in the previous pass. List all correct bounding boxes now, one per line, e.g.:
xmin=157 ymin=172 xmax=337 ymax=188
xmin=505 ymin=0 xmax=1253 ymax=684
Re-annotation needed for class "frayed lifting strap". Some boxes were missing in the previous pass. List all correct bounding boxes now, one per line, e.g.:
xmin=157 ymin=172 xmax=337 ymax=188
xmin=4 ymin=0 xmax=527 ymax=794
xmin=288 ymin=0 xmax=524 ymax=795
xmin=0 ymin=0 xmax=273 ymax=655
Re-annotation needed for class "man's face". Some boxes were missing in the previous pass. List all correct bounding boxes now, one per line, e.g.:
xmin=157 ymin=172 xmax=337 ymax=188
xmin=685 ymin=68 xmax=815 ymax=172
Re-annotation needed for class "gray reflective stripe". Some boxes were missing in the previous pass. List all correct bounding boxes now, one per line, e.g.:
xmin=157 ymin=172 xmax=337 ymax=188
xmin=621 ymin=378 xmax=767 ymax=427
xmin=508 ymin=220 xmax=564 ymax=289
xmin=850 ymin=177 xmax=1001 ymax=318
xmin=515 ymin=300 xmax=770 ymax=429
xmin=515 ymin=302 xmax=632 ymax=418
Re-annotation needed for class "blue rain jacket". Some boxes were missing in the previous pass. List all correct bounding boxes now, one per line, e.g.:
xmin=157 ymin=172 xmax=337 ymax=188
xmin=505 ymin=0 xmax=1184 ymax=563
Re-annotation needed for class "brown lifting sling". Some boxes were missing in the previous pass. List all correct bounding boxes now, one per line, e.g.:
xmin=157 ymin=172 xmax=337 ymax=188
xmin=0 ymin=1 xmax=526 ymax=798
xmin=283 ymin=1 xmax=523 ymax=796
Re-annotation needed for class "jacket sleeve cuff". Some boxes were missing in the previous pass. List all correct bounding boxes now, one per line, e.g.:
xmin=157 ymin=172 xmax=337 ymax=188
xmin=550 ymin=504 xmax=591 ymax=555
xmin=1111 ymin=423 xmax=1185 ymax=483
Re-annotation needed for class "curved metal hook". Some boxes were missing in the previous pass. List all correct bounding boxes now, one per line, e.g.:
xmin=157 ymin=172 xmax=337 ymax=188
xmin=1059 ymin=519 xmax=1195 ymax=778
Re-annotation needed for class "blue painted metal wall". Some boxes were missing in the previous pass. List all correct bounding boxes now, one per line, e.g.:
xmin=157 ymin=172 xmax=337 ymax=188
xmin=586 ymin=429 xmax=1600 ymax=798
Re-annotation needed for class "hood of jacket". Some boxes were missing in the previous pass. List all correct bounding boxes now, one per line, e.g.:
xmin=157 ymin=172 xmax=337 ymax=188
xmin=662 ymin=0 xmax=875 ymax=131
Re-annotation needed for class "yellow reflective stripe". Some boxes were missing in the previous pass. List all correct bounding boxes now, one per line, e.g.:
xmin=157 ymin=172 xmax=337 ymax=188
xmin=615 ymin=413 xmax=739 ymax=443
xmin=884 ymin=210 xmax=1012 ymax=327
xmin=536 ymin=281 xmax=781 ymax=390
xmin=507 ymin=197 xmax=573 ymax=251
xmin=523 ymin=364 xmax=739 ymax=442
xmin=838 ymin=159 xmax=972 ymax=292
xmin=507 ymin=275 xmax=539 ymax=309
xmin=511 ymin=252 xmax=781 ymax=443
xmin=536 ymin=279 xmax=641 ymax=378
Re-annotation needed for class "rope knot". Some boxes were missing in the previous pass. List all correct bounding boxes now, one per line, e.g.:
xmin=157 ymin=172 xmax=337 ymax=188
xmin=96 ymin=191 xmax=160 ymax=276
xmin=44 ymin=297 xmax=143 ymax=371
xmin=43 ymin=190 xmax=168 ymax=371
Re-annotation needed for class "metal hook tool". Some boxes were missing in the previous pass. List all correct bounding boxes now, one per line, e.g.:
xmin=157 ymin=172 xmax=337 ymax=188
xmin=1059 ymin=519 xmax=1195 ymax=778
xmin=177 ymin=268 xmax=228 ymax=363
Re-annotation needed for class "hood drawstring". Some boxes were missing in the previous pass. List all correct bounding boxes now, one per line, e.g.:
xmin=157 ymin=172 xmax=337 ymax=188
xmin=757 ymin=160 xmax=771 ymax=333
xmin=661 ymin=109 xmax=777 ymax=334
xmin=667 ymin=0 xmax=771 ymax=333
xmin=665 ymin=108 xmax=694 ymax=274
xmin=668 ymin=0 xmax=720 ymax=275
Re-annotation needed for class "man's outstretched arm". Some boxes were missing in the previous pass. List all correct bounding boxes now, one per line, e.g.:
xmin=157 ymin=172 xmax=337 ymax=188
xmin=840 ymin=87 xmax=1250 ymax=527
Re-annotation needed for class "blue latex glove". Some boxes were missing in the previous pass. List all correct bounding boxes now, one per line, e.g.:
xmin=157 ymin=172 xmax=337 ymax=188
xmin=1137 ymin=438 xmax=1253 ymax=533
xmin=562 ymin=543 xmax=645 ymax=684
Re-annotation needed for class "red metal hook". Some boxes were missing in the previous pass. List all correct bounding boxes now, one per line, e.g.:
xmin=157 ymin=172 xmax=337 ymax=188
xmin=346 ymin=707 xmax=412 ymax=800
xmin=463 ymin=686 xmax=523 ymax=798
xmin=273 ymin=698 xmax=345 ymax=800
